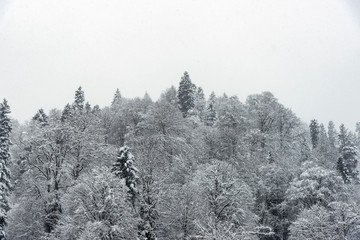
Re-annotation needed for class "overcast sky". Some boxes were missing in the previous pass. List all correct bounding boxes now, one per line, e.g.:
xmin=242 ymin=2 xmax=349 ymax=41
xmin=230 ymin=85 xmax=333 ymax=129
xmin=1 ymin=0 xmax=360 ymax=130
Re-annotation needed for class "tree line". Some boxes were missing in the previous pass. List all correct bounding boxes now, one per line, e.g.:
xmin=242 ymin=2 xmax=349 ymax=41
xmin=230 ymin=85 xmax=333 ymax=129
xmin=1 ymin=72 xmax=359 ymax=239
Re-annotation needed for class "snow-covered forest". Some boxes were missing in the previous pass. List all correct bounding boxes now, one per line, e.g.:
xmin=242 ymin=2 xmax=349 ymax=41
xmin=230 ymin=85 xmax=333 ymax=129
xmin=2 ymin=72 xmax=360 ymax=240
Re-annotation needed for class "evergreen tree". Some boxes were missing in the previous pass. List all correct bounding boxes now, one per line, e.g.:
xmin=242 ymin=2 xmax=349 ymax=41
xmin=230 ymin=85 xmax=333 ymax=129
xmin=205 ymin=91 xmax=217 ymax=126
xmin=328 ymin=121 xmax=337 ymax=148
xmin=317 ymin=124 xmax=329 ymax=154
xmin=142 ymin=92 xmax=153 ymax=113
xmin=61 ymin=103 xmax=73 ymax=122
xmin=32 ymin=108 xmax=48 ymax=126
xmin=112 ymin=146 xmax=140 ymax=206
xmin=196 ymin=87 xmax=205 ymax=100
xmin=143 ymin=92 xmax=152 ymax=104
xmin=192 ymin=87 xmax=206 ymax=122
xmin=338 ymin=124 xmax=349 ymax=150
xmin=337 ymin=124 xmax=358 ymax=183
xmin=74 ymin=86 xmax=85 ymax=111
xmin=177 ymin=71 xmax=196 ymax=117
xmin=309 ymin=119 xmax=320 ymax=149
xmin=356 ymin=122 xmax=360 ymax=146
xmin=300 ymin=137 xmax=311 ymax=163
xmin=0 ymin=99 xmax=12 ymax=240
xmin=92 ymin=104 xmax=100 ymax=115
xmin=85 ymin=102 xmax=91 ymax=113
xmin=111 ymin=88 xmax=122 ymax=106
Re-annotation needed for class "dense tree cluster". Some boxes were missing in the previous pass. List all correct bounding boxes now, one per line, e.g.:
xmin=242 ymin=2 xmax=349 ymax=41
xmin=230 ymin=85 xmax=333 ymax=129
xmin=0 ymin=99 xmax=12 ymax=240
xmin=3 ymin=72 xmax=360 ymax=239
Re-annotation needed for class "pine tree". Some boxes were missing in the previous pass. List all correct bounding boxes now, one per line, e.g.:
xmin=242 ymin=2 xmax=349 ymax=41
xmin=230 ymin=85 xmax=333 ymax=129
xmin=92 ymin=104 xmax=100 ymax=115
xmin=85 ymin=102 xmax=91 ymax=114
xmin=0 ymin=99 xmax=12 ymax=240
xmin=328 ymin=121 xmax=337 ymax=148
xmin=337 ymin=124 xmax=359 ymax=184
xmin=61 ymin=103 xmax=73 ymax=122
xmin=112 ymin=146 xmax=140 ymax=206
xmin=205 ymin=91 xmax=217 ymax=126
xmin=32 ymin=108 xmax=48 ymax=126
xmin=356 ymin=122 xmax=360 ymax=145
xmin=338 ymin=124 xmax=349 ymax=150
xmin=192 ymin=87 xmax=206 ymax=121
xmin=196 ymin=87 xmax=205 ymax=100
xmin=309 ymin=119 xmax=320 ymax=149
xmin=177 ymin=71 xmax=196 ymax=117
xmin=317 ymin=124 xmax=329 ymax=153
xmin=112 ymin=88 xmax=122 ymax=106
xmin=142 ymin=92 xmax=153 ymax=113
xmin=300 ymin=137 xmax=311 ymax=163
xmin=74 ymin=86 xmax=85 ymax=111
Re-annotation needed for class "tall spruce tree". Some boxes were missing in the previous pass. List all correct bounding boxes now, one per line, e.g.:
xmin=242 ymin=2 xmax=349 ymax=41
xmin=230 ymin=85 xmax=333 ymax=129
xmin=74 ymin=86 xmax=85 ymax=111
xmin=177 ymin=71 xmax=196 ymax=117
xmin=338 ymin=124 xmax=349 ymax=150
xmin=192 ymin=87 xmax=206 ymax=121
xmin=32 ymin=108 xmax=48 ymax=126
xmin=300 ymin=137 xmax=311 ymax=163
xmin=328 ymin=121 xmax=337 ymax=148
xmin=317 ymin=124 xmax=329 ymax=153
xmin=61 ymin=103 xmax=73 ymax=122
xmin=309 ymin=119 xmax=320 ymax=149
xmin=112 ymin=88 xmax=122 ymax=107
xmin=85 ymin=101 xmax=92 ymax=114
xmin=112 ymin=146 xmax=139 ymax=206
xmin=337 ymin=124 xmax=359 ymax=183
xmin=196 ymin=87 xmax=205 ymax=100
xmin=205 ymin=91 xmax=217 ymax=126
xmin=0 ymin=99 xmax=11 ymax=240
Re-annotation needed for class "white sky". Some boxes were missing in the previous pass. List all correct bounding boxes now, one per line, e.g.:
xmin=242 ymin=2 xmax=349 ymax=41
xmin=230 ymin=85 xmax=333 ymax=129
xmin=1 ymin=0 xmax=360 ymax=130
